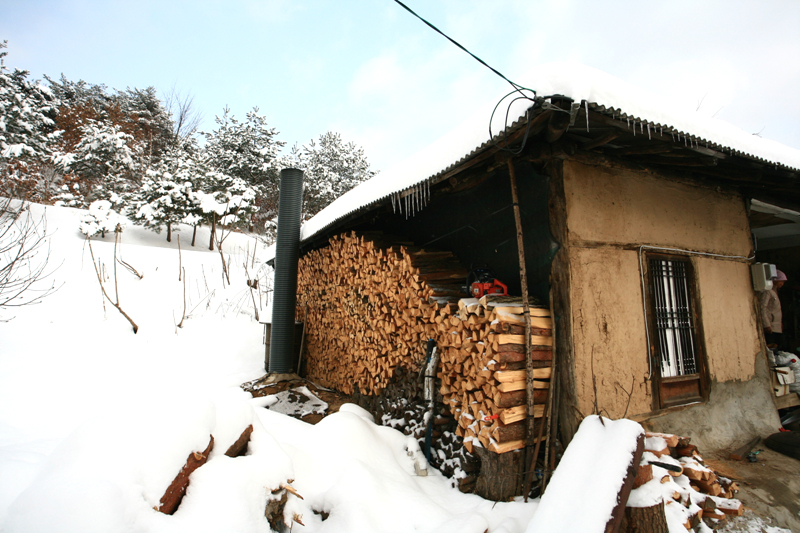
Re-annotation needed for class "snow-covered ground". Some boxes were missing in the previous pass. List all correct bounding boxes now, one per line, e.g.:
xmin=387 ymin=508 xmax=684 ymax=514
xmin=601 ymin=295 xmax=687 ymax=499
xmin=0 ymin=203 xmax=538 ymax=533
xmin=0 ymin=203 xmax=788 ymax=533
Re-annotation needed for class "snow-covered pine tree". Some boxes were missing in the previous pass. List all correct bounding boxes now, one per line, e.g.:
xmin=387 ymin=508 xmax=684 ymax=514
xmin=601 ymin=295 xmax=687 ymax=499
xmin=49 ymin=77 xmax=176 ymax=210
xmin=54 ymin=121 xmax=143 ymax=209
xmin=201 ymin=107 xmax=283 ymax=233
xmin=285 ymin=131 xmax=376 ymax=220
xmin=0 ymin=41 xmax=59 ymax=202
xmin=194 ymin=170 xmax=259 ymax=250
xmin=47 ymin=77 xmax=174 ymax=165
xmin=130 ymin=150 xmax=202 ymax=242
xmin=117 ymin=86 xmax=174 ymax=162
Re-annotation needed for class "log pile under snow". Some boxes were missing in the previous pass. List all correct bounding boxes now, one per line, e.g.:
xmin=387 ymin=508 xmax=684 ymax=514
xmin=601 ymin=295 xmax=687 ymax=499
xmin=295 ymin=232 xmax=552 ymax=454
xmin=155 ymin=423 xmax=301 ymax=528
xmin=626 ymin=432 xmax=744 ymax=531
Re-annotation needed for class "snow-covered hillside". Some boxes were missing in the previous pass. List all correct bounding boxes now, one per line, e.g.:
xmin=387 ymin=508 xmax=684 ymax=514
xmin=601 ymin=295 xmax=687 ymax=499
xmin=0 ymin=203 xmax=538 ymax=532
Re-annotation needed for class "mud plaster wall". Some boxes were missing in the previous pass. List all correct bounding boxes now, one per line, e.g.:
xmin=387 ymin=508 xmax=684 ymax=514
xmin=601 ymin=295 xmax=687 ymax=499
xmin=562 ymin=161 xmax=751 ymax=256
xmin=694 ymin=257 xmax=762 ymax=382
xmin=561 ymin=161 xmax=777 ymax=448
xmin=568 ymin=247 xmax=652 ymax=419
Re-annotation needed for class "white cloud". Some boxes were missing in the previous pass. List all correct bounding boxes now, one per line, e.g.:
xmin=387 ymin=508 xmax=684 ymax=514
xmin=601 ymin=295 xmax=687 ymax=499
xmin=243 ymin=0 xmax=300 ymax=23
xmin=349 ymin=53 xmax=405 ymax=101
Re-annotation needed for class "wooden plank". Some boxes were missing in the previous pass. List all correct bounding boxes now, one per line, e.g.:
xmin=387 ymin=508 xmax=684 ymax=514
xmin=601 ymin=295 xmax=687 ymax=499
xmin=498 ymin=334 xmax=553 ymax=346
xmin=774 ymin=392 xmax=800 ymax=409
xmin=496 ymin=380 xmax=549 ymax=393
xmin=495 ymin=389 xmax=548 ymax=408
xmin=494 ymin=368 xmax=552 ymax=382
xmin=729 ymin=436 xmax=760 ymax=461
xmin=494 ymin=313 xmax=552 ymax=328
xmin=499 ymin=404 xmax=545 ymax=424
xmin=489 ymin=438 xmax=528 ymax=454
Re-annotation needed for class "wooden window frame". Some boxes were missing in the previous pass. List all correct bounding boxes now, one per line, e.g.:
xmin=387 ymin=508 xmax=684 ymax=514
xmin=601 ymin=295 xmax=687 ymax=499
xmin=644 ymin=253 xmax=710 ymax=410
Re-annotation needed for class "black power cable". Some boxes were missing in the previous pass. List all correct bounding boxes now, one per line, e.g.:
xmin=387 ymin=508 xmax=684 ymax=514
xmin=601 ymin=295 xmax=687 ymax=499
xmin=391 ymin=0 xmax=539 ymax=153
xmin=392 ymin=0 xmax=533 ymax=98
xmin=392 ymin=1 xmax=574 ymax=155
xmin=490 ymin=92 xmax=538 ymax=155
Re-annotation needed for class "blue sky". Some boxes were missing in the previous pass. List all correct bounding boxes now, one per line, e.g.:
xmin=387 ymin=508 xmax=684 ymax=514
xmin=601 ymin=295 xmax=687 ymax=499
xmin=2 ymin=0 xmax=799 ymax=173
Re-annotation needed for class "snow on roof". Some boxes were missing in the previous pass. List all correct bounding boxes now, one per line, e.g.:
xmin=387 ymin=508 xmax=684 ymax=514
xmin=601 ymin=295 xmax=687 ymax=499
xmin=301 ymin=62 xmax=800 ymax=243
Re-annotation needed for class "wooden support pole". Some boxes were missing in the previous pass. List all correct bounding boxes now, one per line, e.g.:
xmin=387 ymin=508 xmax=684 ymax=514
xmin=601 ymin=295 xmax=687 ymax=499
xmin=541 ymin=289 xmax=558 ymax=492
xmin=508 ymin=159 xmax=536 ymax=499
xmin=296 ymin=304 xmax=308 ymax=375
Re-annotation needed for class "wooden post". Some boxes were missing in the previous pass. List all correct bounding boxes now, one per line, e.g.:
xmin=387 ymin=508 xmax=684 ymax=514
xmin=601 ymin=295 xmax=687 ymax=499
xmin=507 ymin=159 xmax=536 ymax=498
xmin=296 ymin=305 xmax=308 ymax=375
xmin=606 ymin=433 xmax=645 ymax=533
xmin=542 ymin=289 xmax=558 ymax=492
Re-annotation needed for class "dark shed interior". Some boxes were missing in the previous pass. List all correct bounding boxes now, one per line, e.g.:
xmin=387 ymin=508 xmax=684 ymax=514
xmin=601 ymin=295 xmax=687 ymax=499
xmin=301 ymin=161 xmax=558 ymax=303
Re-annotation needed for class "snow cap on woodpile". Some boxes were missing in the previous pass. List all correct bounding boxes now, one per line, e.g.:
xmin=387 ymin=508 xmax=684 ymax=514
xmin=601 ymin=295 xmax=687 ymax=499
xmin=527 ymin=415 xmax=644 ymax=532
xmin=300 ymin=62 xmax=800 ymax=244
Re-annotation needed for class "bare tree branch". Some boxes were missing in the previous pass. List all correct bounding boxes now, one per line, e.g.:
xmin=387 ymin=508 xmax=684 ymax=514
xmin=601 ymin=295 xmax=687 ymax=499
xmin=117 ymin=257 xmax=143 ymax=279
xmin=0 ymin=198 xmax=60 ymax=320
xmin=163 ymin=85 xmax=203 ymax=147
xmin=87 ymin=233 xmax=138 ymax=333
xmin=177 ymin=267 xmax=187 ymax=328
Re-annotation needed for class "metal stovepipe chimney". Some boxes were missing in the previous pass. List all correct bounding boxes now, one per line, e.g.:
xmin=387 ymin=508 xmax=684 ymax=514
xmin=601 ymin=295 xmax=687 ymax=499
xmin=268 ymin=168 xmax=304 ymax=373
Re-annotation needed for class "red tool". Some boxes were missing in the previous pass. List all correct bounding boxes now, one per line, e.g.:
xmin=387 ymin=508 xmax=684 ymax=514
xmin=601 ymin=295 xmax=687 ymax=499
xmin=466 ymin=267 xmax=508 ymax=298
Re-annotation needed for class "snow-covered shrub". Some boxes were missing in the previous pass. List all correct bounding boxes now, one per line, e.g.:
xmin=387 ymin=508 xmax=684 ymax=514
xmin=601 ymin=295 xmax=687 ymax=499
xmin=80 ymin=199 xmax=125 ymax=237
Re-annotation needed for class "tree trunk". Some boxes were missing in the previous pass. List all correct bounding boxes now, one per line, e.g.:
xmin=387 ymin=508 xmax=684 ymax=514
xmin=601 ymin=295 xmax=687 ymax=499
xmin=192 ymin=225 xmax=197 ymax=247
xmin=209 ymin=216 xmax=216 ymax=251
xmin=167 ymin=223 xmax=172 ymax=243
xmin=621 ymin=504 xmax=669 ymax=533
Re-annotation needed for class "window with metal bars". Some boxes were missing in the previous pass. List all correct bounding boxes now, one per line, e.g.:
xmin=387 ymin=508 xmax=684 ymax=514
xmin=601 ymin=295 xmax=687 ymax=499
xmin=650 ymin=258 xmax=699 ymax=377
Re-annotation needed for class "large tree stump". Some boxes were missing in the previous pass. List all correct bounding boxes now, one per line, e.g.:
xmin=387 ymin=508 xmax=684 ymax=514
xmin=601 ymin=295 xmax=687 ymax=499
xmin=621 ymin=503 xmax=669 ymax=533
xmin=473 ymin=446 xmax=524 ymax=501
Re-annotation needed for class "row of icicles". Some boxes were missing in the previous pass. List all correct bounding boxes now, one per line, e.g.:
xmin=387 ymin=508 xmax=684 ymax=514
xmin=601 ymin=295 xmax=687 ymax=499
xmin=386 ymin=100 xmax=772 ymax=222
xmin=390 ymin=178 xmax=431 ymax=219
xmin=605 ymin=103 xmax=733 ymax=152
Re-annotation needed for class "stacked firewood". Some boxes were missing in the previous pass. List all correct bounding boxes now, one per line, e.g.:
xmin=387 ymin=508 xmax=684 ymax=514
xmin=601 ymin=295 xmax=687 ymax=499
xmin=439 ymin=297 xmax=552 ymax=454
xmin=625 ymin=432 xmax=743 ymax=531
xmin=295 ymin=232 xmax=553 ymax=454
xmin=296 ymin=231 xmax=465 ymax=396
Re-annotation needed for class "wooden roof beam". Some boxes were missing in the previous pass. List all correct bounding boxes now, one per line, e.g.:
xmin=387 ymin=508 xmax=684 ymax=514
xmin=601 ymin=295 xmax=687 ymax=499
xmin=580 ymin=132 xmax=620 ymax=151
xmin=609 ymin=144 xmax=673 ymax=156
xmin=650 ymin=156 xmax=718 ymax=167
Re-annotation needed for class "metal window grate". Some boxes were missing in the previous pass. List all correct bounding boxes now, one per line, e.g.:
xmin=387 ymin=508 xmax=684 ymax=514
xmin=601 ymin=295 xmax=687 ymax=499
xmin=650 ymin=258 xmax=698 ymax=377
